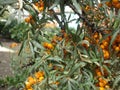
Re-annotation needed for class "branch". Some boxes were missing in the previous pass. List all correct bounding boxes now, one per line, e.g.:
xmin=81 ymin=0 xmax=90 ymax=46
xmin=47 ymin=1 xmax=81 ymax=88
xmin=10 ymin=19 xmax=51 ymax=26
xmin=68 ymin=3 xmax=97 ymax=33
xmin=49 ymin=9 xmax=65 ymax=30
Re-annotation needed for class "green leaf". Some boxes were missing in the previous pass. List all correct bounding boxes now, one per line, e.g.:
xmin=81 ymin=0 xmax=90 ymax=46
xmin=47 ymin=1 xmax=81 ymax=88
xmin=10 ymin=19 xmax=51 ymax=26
xmin=49 ymin=0 xmax=60 ymax=10
xmin=47 ymin=56 xmax=63 ymax=63
xmin=68 ymin=80 xmax=72 ymax=90
xmin=72 ymin=0 xmax=82 ymax=14
xmin=69 ymin=62 xmax=86 ymax=76
xmin=113 ymin=75 xmax=120 ymax=89
xmin=69 ymin=79 xmax=79 ymax=89
xmin=68 ymin=14 xmax=72 ymax=21
xmin=113 ymin=19 xmax=120 ymax=29
xmin=76 ymin=24 xmax=82 ymax=36
xmin=89 ymin=50 xmax=96 ymax=59
xmin=31 ymin=40 xmax=44 ymax=50
xmin=18 ymin=40 xmax=27 ymax=55
xmin=29 ymin=41 xmax=35 ymax=57
xmin=0 ymin=0 xmax=17 ymax=5
xmin=109 ymin=29 xmax=120 ymax=47
xmin=43 ymin=63 xmax=49 ymax=77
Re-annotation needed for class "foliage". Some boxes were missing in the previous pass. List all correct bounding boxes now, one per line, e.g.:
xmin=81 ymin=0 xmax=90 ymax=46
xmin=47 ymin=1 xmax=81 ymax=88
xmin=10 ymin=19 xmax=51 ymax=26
xmin=2 ymin=0 xmax=120 ymax=90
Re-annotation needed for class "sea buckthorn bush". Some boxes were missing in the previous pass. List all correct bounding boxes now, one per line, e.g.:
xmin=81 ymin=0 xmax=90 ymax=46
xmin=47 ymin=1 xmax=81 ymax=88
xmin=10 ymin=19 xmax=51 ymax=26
xmin=3 ymin=0 xmax=120 ymax=90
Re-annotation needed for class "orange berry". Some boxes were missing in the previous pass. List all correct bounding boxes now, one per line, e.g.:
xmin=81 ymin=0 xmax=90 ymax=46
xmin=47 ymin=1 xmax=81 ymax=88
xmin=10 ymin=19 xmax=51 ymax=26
xmin=95 ymin=39 xmax=99 ymax=44
xmin=38 ymin=76 xmax=44 ymax=82
xmin=98 ymin=77 xmax=104 ymax=82
xmin=93 ymin=34 xmax=98 ymax=39
xmin=55 ymin=81 xmax=60 ymax=85
xmin=57 ymin=37 xmax=63 ymax=41
xmin=103 ymin=41 xmax=109 ymax=47
xmin=95 ymin=68 xmax=100 ymax=73
xmin=116 ymin=34 xmax=120 ymax=42
xmin=34 ymin=2 xmax=39 ymax=6
xmin=82 ymin=43 xmax=89 ymax=48
xmin=25 ymin=81 xmax=31 ymax=89
xmin=35 ymin=71 xmax=44 ymax=79
xmin=112 ymin=45 xmax=117 ymax=49
xmin=64 ymin=33 xmax=68 ymax=38
xmin=85 ymin=5 xmax=91 ymax=11
xmin=98 ymin=3 xmax=103 ymax=7
xmin=29 ymin=15 xmax=33 ymax=19
xmin=103 ymin=51 xmax=110 ymax=59
xmin=38 ymin=7 xmax=44 ymax=11
xmin=47 ymin=43 xmax=53 ymax=49
xmin=43 ymin=42 xmax=48 ymax=48
xmin=28 ymin=87 xmax=33 ymax=90
xmin=115 ymin=3 xmax=120 ymax=9
xmin=100 ymin=44 xmax=105 ymax=49
xmin=99 ymin=87 xmax=105 ymax=90
xmin=25 ymin=17 xmax=30 ymax=23
xmin=99 ymin=82 xmax=105 ymax=87
xmin=115 ymin=46 xmax=120 ymax=52
xmin=105 ymin=1 xmax=112 ymax=7
xmin=112 ymin=0 xmax=119 ymax=5
xmin=10 ymin=43 xmax=18 ymax=48
xmin=43 ymin=42 xmax=53 ymax=49
xmin=25 ymin=15 xmax=32 ymax=23
xmin=105 ymin=85 xmax=110 ymax=89
xmin=103 ymin=79 xmax=108 ymax=85
xmin=52 ymin=81 xmax=60 ymax=85
xmin=97 ymin=71 xmax=102 ymax=76
xmin=27 ymin=76 xmax=36 ymax=85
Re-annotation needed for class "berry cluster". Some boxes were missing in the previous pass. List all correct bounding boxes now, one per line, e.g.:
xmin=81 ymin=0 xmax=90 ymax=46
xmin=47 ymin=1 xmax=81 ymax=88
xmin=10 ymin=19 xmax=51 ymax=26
xmin=24 ymin=71 xmax=44 ymax=90
xmin=95 ymin=68 xmax=110 ymax=90
xmin=34 ymin=0 xmax=44 ymax=12
xmin=106 ymin=0 xmax=120 ymax=9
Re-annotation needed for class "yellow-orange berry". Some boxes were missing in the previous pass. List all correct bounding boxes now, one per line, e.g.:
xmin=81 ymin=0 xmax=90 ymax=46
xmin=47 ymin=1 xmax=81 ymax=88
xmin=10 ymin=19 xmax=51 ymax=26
xmin=97 ymin=71 xmax=102 ymax=77
xmin=103 ymin=51 xmax=110 ymax=59
xmin=98 ymin=77 xmax=104 ymax=82
xmin=43 ymin=42 xmax=53 ymax=49
xmin=99 ymin=82 xmax=105 ymax=87
xmin=93 ymin=33 xmax=99 ymax=39
xmin=99 ymin=87 xmax=105 ymax=90
xmin=25 ymin=17 xmax=30 ymax=23
xmin=38 ymin=7 xmax=44 ymax=11
xmin=103 ymin=41 xmax=109 ymax=47
xmin=115 ymin=46 xmax=120 ymax=52
xmin=10 ymin=43 xmax=18 ymax=48
xmin=47 ymin=43 xmax=53 ymax=49
xmin=112 ymin=0 xmax=119 ymax=5
xmin=27 ymin=76 xmax=36 ymax=85
xmin=35 ymin=71 xmax=44 ymax=79
xmin=100 ymin=44 xmax=105 ymax=49
xmin=55 ymin=81 xmax=60 ymax=85
xmin=28 ymin=87 xmax=33 ymax=90
xmin=85 ymin=5 xmax=91 ymax=11
xmin=43 ymin=42 xmax=49 ymax=48
xmin=25 ymin=81 xmax=31 ymax=89
xmin=105 ymin=85 xmax=110 ymax=89
xmin=103 ymin=79 xmax=108 ymax=85
xmin=38 ymin=76 xmax=44 ymax=82
xmin=25 ymin=15 xmax=32 ymax=23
